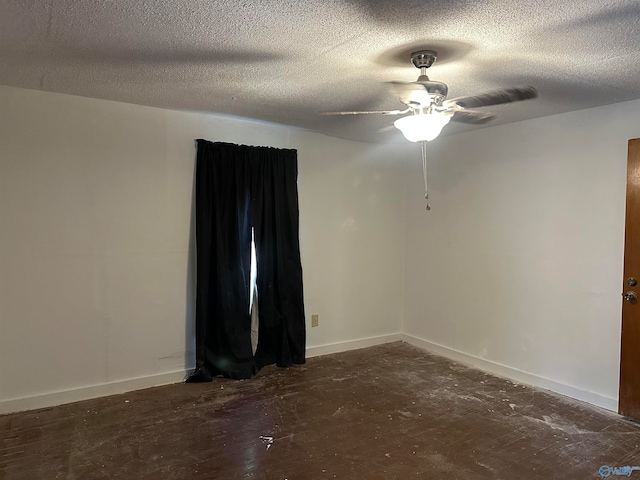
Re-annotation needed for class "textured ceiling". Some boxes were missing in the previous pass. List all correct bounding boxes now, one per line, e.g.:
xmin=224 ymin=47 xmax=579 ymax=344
xmin=2 ymin=0 xmax=640 ymax=143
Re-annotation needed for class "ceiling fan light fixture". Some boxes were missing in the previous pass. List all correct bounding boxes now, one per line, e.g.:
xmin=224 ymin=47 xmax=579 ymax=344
xmin=394 ymin=112 xmax=451 ymax=142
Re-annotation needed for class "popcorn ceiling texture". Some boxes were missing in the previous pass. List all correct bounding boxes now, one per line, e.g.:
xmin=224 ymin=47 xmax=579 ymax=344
xmin=1 ymin=0 xmax=639 ymax=143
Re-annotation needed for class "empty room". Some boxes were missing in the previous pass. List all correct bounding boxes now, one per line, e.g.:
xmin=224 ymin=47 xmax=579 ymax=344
xmin=2 ymin=1 xmax=640 ymax=479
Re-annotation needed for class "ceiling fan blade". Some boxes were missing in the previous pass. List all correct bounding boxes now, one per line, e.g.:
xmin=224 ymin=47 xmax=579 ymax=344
xmin=444 ymin=86 xmax=537 ymax=109
xmin=449 ymin=110 xmax=496 ymax=124
xmin=320 ymin=108 xmax=410 ymax=116
xmin=377 ymin=124 xmax=398 ymax=133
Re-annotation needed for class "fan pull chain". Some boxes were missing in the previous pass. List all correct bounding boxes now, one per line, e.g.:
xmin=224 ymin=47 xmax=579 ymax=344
xmin=421 ymin=141 xmax=431 ymax=211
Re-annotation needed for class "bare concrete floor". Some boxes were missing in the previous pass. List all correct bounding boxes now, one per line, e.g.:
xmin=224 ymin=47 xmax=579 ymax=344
xmin=2 ymin=342 xmax=640 ymax=479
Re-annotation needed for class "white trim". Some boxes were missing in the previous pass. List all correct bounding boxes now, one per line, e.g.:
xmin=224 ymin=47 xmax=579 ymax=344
xmin=2 ymin=333 xmax=618 ymax=415
xmin=401 ymin=333 xmax=618 ymax=412
xmin=0 ymin=335 xmax=404 ymax=415
xmin=306 ymin=333 xmax=403 ymax=358
xmin=0 ymin=370 xmax=187 ymax=415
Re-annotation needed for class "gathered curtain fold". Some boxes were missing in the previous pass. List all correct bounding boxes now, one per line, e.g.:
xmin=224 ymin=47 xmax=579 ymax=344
xmin=189 ymin=140 xmax=306 ymax=381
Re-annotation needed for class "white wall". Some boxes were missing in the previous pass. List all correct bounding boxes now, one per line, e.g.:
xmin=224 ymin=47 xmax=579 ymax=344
xmin=0 ymin=85 xmax=406 ymax=412
xmin=294 ymin=132 xmax=407 ymax=353
xmin=403 ymin=100 xmax=640 ymax=410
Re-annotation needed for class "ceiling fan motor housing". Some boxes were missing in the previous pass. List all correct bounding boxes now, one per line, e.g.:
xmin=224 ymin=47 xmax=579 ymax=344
xmin=411 ymin=50 xmax=447 ymax=104
xmin=417 ymin=78 xmax=448 ymax=104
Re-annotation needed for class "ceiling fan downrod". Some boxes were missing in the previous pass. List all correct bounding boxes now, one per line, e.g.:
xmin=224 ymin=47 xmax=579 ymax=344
xmin=412 ymin=50 xmax=438 ymax=86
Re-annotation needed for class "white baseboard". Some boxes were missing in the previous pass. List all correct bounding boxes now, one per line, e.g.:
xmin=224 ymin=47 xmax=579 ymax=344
xmin=306 ymin=333 xmax=404 ymax=358
xmin=0 ymin=370 xmax=187 ymax=415
xmin=3 ymin=333 xmax=616 ymax=415
xmin=401 ymin=333 xmax=618 ymax=412
xmin=0 ymin=335 xmax=403 ymax=415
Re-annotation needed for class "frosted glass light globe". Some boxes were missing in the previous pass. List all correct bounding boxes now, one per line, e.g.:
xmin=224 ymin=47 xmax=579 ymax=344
xmin=394 ymin=113 xmax=451 ymax=142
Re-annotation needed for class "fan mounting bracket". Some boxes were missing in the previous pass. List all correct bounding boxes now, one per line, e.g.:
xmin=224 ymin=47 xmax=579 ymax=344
xmin=411 ymin=50 xmax=437 ymax=69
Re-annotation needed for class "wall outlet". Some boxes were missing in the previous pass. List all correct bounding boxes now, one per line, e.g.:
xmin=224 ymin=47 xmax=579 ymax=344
xmin=311 ymin=314 xmax=319 ymax=327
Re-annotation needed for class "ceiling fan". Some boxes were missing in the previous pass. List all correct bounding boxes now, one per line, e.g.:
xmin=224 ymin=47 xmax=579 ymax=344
xmin=323 ymin=50 xmax=538 ymax=210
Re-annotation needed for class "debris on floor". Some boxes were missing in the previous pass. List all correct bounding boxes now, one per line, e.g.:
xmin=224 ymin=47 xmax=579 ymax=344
xmin=259 ymin=435 xmax=274 ymax=450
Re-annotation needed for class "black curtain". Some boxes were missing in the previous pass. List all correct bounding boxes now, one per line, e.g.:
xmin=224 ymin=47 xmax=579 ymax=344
xmin=189 ymin=140 xmax=306 ymax=381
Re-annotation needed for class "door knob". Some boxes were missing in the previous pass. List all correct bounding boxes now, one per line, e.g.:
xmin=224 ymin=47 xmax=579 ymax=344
xmin=623 ymin=291 xmax=638 ymax=302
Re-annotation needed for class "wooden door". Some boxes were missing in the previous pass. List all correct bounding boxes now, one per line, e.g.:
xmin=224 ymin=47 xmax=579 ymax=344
xmin=619 ymin=138 xmax=640 ymax=418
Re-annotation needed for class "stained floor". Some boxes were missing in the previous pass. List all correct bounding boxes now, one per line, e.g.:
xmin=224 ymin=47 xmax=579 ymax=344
xmin=2 ymin=342 xmax=640 ymax=479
